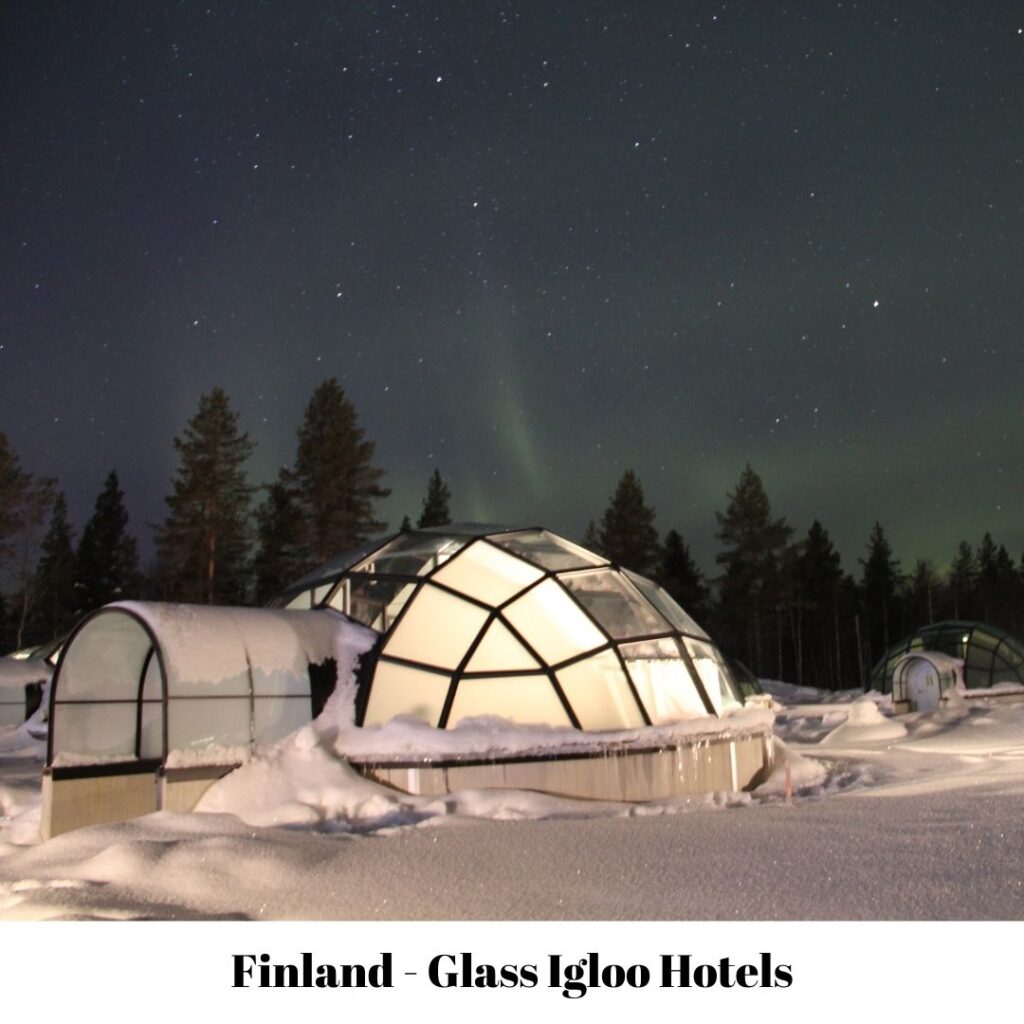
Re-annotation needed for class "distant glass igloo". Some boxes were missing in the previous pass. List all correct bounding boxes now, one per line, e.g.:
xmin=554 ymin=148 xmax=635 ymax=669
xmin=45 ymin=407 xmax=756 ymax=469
xmin=872 ymin=620 xmax=1024 ymax=694
xmin=275 ymin=524 xmax=743 ymax=731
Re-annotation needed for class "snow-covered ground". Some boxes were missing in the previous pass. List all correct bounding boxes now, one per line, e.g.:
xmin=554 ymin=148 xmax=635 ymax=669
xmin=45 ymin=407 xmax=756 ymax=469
xmin=3 ymin=679 xmax=1024 ymax=919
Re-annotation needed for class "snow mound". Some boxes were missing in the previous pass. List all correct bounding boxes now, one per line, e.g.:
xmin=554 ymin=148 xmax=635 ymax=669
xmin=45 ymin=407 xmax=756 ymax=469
xmin=819 ymin=698 xmax=907 ymax=747
xmin=196 ymin=720 xmax=751 ymax=832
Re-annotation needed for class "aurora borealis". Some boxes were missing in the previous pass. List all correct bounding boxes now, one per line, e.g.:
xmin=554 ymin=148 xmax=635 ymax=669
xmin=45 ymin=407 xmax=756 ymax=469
xmin=2 ymin=2 xmax=1022 ymax=571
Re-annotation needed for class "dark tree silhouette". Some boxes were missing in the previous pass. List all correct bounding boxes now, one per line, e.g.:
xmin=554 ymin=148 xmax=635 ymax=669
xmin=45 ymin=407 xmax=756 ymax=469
xmin=598 ymin=469 xmax=659 ymax=575
xmin=417 ymin=468 xmax=451 ymax=528
xmin=156 ymin=388 xmax=255 ymax=604
xmin=714 ymin=465 xmax=792 ymax=675
xmin=287 ymin=378 xmax=389 ymax=566
xmin=76 ymin=471 xmax=140 ymax=613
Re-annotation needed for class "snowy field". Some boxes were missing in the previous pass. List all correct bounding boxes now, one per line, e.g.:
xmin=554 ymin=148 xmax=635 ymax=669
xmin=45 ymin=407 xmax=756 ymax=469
xmin=3 ymin=681 xmax=1024 ymax=920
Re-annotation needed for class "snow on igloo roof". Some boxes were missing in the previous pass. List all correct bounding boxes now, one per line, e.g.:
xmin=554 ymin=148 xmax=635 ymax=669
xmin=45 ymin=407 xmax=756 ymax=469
xmin=277 ymin=526 xmax=742 ymax=733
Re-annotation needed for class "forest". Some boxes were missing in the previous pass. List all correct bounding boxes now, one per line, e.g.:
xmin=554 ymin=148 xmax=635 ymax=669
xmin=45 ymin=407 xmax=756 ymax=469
xmin=2 ymin=379 xmax=1022 ymax=690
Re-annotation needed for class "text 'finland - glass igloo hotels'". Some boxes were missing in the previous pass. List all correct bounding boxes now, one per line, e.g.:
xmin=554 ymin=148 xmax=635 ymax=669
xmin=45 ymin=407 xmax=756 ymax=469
xmin=273 ymin=525 xmax=774 ymax=800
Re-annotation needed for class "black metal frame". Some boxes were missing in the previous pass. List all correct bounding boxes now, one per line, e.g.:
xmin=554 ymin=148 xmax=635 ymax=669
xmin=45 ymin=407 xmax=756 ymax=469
xmin=47 ymin=605 xmax=169 ymax=768
xmin=288 ymin=527 xmax=739 ymax=731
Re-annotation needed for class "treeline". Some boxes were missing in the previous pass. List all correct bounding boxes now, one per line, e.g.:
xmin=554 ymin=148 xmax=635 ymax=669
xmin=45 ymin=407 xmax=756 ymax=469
xmin=584 ymin=466 xmax=1024 ymax=688
xmin=0 ymin=379 xmax=391 ymax=649
xmin=3 ymin=385 xmax=1023 ymax=689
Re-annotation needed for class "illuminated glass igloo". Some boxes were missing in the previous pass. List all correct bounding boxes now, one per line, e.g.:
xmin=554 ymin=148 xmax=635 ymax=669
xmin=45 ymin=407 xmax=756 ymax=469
xmin=872 ymin=620 xmax=1024 ymax=694
xmin=275 ymin=524 xmax=743 ymax=731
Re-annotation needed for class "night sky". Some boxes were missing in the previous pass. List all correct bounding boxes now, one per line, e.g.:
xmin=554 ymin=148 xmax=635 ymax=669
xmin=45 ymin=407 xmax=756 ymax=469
xmin=2 ymin=2 xmax=1022 ymax=575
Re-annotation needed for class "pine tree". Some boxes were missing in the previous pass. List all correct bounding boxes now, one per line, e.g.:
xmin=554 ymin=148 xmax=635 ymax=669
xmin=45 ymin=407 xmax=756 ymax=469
xmin=598 ymin=470 xmax=659 ymax=574
xmin=399 ymin=514 xmax=412 ymax=533
xmin=948 ymin=541 xmax=977 ymax=619
xmin=251 ymin=479 xmax=304 ymax=605
xmin=714 ymin=465 xmax=792 ymax=675
xmin=0 ymin=434 xmax=55 ymax=646
xmin=791 ymin=520 xmax=844 ymax=688
xmin=156 ymin=388 xmax=255 ymax=604
xmin=973 ymin=533 xmax=1018 ymax=627
xmin=859 ymin=522 xmax=901 ymax=666
xmin=0 ymin=432 xmax=34 ymax=567
xmin=287 ymin=378 xmax=389 ymax=565
xmin=76 ymin=471 xmax=140 ymax=613
xmin=28 ymin=492 xmax=78 ymax=642
xmin=907 ymin=559 xmax=939 ymax=627
xmin=417 ymin=468 xmax=451 ymax=528
xmin=657 ymin=528 xmax=710 ymax=624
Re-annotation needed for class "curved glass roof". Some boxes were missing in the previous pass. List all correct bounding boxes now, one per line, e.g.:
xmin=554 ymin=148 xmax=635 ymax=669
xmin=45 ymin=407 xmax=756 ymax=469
xmin=277 ymin=526 xmax=741 ymax=731
xmin=871 ymin=620 xmax=1024 ymax=693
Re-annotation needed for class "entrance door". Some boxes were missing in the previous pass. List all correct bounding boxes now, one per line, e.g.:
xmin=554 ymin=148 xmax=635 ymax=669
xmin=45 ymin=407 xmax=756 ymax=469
xmin=905 ymin=657 xmax=940 ymax=711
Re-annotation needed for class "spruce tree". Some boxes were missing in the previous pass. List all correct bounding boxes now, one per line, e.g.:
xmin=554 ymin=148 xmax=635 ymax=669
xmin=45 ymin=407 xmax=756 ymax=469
xmin=0 ymin=432 xmax=34 ymax=566
xmin=791 ymin=520 xmax=844 ymax=687
xmin=251 ymin=479 xmax=304 ymax=605
xmin=287 ymin=378 xmax=389 ymax=565
xmin=417 ymin=468 xmax=451 ymax=528
xmin=399 ymin=514 xmax=412 ymax=533
xmin=714 ymin=465 xmax=792 ymax=674
xmin=76 ymin=471 xmax=140 ymax=613
xmin=598 ymin=470 xmax=659 ymax=574
xmin=907 ymin=559 xmax=939 ymax=627
xmin=948 ymin=541 xmax=977 ymax=619
xmin=0 ymin=435 xmax=55 ymax=647
xmin=859 ymin=522 xmax=901 ymax=665
xmin=28 ymin=492 xmax=78 ymax=642
xmin=657 ymin=529 xmax=710 ymax=624
xmin=156 ymin=388 xmax=255 ymax=604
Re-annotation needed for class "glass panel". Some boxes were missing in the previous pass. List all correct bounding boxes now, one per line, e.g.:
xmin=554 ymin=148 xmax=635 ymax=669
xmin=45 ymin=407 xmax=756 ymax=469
xmin=432 ymin=539 xmax=544 ymax=605
xmin=560 ymin=569 xmax=668 ymax=640
xmin=141 ymin=652 xmax=163 ymax=702
xmin=464 ymin=619 xmax=541 ymax=672
xmin=286 ymin=536 xmax=393 ymax=591
xmin=992 ymin=663 xmax=1024 ymax=686
xmin=383 ymin=585 xmax=490 ymax=669
xmin=966 ymin=645 xmax=994 ymax=672
xmin=684 ymin=638 xmax=742 ymax=711
xmin=971 ymin=629 xmax=999 ymax=651
xmin=489 ymin=530 xmax=607 ymax=571
xmin=51 ymin=703 xmax=138 ymax=761
xmin=251 ymin=664 xmax=311 ymax=697
xmin=328 ymin=576 xmax=417 ymax=632
xmin=503 ymin=578 xmax=606 ymax=666
xmin=57 ymin=612 xmax=152 ymax=700
xmin=620 ymin=639 xmax=708 ymax=722
xmin=253 ymin=695 xmax=312 ymax=747
xmin=351 ymin=532 xmax=466 ymax=576
xmin=557 ymin=649 xmax=645 ymax=729
xmin=623 ymin=571 xmax=710 ymax=638
xmin=362 ymin=660 xmax=451 ymax=727
xmin=167 ymin=697 xmax=252 ymax=754
xmin=138 ymin=701 xmax=164 ymax=760
xmin=166 ymin=663 xmax=251 ymax=699
xmin=963 ymin=666 xmax=989 ymax=689
xmin=448 ymin=675 xmax=571 ymax=728
xmin=1000 ymin=636 xmax=1024 ymax=667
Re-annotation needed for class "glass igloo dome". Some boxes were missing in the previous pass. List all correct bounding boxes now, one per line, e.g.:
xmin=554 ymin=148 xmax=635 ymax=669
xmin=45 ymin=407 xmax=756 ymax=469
xmin=274 ymin=525 xmax=741 ymax=731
